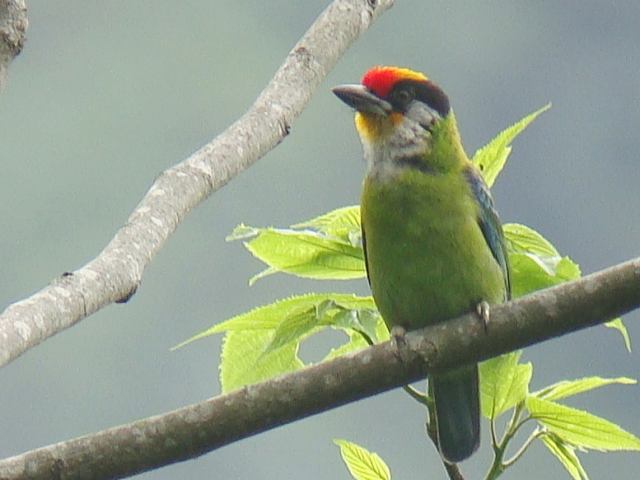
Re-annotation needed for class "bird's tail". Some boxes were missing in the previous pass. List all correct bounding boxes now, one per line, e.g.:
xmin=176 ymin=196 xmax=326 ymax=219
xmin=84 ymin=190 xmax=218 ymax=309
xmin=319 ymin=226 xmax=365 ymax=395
xmin=431 ymin=364 xmax=480 ymax=463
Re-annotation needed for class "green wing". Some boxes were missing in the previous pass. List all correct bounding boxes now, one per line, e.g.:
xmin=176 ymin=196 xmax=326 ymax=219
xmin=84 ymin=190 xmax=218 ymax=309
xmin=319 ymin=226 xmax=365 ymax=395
xmin=464 ymin=166 xmax=511 ymax=299
xmin=361 ymin=227 xmax=371 ymax=288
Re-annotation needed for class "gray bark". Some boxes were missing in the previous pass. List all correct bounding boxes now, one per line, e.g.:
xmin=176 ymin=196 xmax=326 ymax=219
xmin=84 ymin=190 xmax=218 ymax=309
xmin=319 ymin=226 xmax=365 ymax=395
xmin=0 ymin=0 xmax=27 ymax=91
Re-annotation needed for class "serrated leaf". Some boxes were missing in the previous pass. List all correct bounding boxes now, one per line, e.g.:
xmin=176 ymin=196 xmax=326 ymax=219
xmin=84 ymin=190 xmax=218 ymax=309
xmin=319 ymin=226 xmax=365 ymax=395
xmin=526 ymin=396 xmax=640 ymax=451
xmin=333 ymin=308 xmax=382 ymax=343
xmin=555 ymin=256 xmax=582 ymax=281
xmin=533 ymin=376 xmax=636 ymax=402
xmin=504 ymin=224 xmax=581 ymax=298
xmin=472 ymin=104 xmax=550 ymax=187
xmin=605 ymin=318 xmax=632 ymax=352
xmin=220 ymin=330 xmax=304 ymax=392
xmin=262 ymin=306 xmax=321 ymax=355
xmin=248 ymin=266 xmax=278 ymax=285
xmin=242 ymin=228 xmax=365 ymax=282
xmin=541 ymin=433 xmax=590 ymax=480
xmin=504 ymin=223 xmax=632 ymax=347
xmin=324 ymin=320 xmax=390 ymax=361
xmin=225 ymin=223 xmax=260 ymax=241
xmin=293 ymin=206 xmax=361 ymax=244
xmin=334 ymin=439 xmax=391 ymax=480
xmin=172 ymin=293 xmax=374 ymax=350
xmin=504 ymin=223 xmax=560 ymax=258
xmin=317 ymin=299 xmax=338 ymax=318
xmin=480 ymin=351 xmax=532 ymax=419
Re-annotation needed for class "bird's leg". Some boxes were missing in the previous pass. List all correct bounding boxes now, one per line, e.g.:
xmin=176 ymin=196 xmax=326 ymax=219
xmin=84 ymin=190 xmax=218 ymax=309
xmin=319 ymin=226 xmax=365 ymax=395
xmin=476 ymin=300 xmax=491 ymax=333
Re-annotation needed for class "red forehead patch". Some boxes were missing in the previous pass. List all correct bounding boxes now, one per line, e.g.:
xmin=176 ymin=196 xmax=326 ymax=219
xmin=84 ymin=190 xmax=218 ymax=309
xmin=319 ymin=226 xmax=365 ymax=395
xmin=361 ymin=66 xmax=429 ymax=98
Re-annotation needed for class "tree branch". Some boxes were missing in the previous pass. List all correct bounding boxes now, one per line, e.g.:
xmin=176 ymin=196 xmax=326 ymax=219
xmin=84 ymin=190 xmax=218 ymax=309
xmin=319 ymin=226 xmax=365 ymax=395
xmin=1 ymin=257 xmax=637 ymax=480
xmin=0 ymin=0 xmax=27 ymax=91
xmin=0 ymin=0 xmax=395 ymax=369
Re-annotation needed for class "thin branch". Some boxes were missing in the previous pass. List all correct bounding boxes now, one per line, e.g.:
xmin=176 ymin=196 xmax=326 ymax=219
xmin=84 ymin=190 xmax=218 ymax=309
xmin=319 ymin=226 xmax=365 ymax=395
xmin=490 ymin=418 xmax=499 ymax=453
xmin=0 ymin=0 xmax=395 ymax=369
xmin=502 ymin=428 xmax=544 ymax=468
xmin=487 ymin=404 xmax=525 ymax=479
xmin=403 ymin=384 xmax=430 ymax=406
xmin=1 ymin=257 xmax=638 ymax=480
xmin=0 ymin=0 xmax=27 ymax=91
xmin=499 ymin=403 xmax=525 ymax=448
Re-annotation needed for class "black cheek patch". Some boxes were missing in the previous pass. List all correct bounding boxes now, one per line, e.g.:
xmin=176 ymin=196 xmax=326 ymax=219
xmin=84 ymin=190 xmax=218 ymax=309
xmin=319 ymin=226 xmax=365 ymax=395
xmin=394 ymin=79 xmax=450 ymax=117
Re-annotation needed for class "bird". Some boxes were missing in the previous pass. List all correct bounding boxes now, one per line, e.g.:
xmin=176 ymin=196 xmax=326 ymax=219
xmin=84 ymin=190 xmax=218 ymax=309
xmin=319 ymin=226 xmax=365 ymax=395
xmin=332 ymin=66 xmax=510 ymax=463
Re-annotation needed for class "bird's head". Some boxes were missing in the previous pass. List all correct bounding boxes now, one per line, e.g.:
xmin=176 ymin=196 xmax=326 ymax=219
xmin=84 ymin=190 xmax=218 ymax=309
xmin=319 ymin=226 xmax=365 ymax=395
xmin=333 ymin=66 xmax=463 ymax=174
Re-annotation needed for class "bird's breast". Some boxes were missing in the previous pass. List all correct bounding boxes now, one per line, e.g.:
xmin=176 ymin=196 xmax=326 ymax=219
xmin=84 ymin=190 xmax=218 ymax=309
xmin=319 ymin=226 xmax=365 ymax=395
xmin=361 ymin=169 xmax=505 ymax=331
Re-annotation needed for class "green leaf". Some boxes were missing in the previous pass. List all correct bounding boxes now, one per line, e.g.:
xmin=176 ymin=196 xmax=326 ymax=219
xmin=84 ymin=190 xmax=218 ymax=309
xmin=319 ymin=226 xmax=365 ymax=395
xmin=480 ymin=351 xmax=532 ymax=419
xmin=260 ymin=297 xmax=382 ymax=355
xmin=540 ymin=433 xmax=590 ymax=480
xmin=220 ymin=330 xmax=304 ymax=392
xmin=227 ymin=209 xmax=366 ymax=284
xmin=508 ymin=253 xmax=578 ymax=297
xmin=526 ymin=396 xmax=640 ymax=451
xmin=605 ymin=318 xmax=632 ymax=352
xmin=504 ymin=223 xmax=633 ymax=347
xmin=472 ymin=104 xmax=550 ymax=187
xmin=533 ymin=376 xmax=636 ymax=402
xmin=225 ymin=223 xmax=260 ymax=241
xmin=334 ymin=439 xmax=391 ymax=480
xmin=333 ymin=308 xmax=382 ymax=344
xmin=262 ymin=305 xmax=323 ymax=355
xmin=238 ymin=227 xmax=365 ymax=283
xmin=172 ymin=293 xmax=375 ymax=350
xmin=293 ymin=206 xmax=361 ymax=244
xmin=504 ymin=223 xmax=581 ymax=298
xmin=324 ymin=319 xmax=390 ymax=361
xmin=504 ymin=222 xmax=561 ymax=259
xmin=215 ymin=294 xmax=379 ymax=390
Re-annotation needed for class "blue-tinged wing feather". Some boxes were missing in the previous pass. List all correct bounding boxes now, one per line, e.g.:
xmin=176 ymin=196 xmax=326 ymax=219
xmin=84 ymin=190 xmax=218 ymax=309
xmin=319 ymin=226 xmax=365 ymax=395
xmin=464 ymin=167 xmax=511 ymax=299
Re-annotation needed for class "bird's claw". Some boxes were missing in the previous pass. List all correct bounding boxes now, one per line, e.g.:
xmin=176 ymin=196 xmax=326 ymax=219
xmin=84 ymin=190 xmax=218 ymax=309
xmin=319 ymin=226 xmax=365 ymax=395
xmin=390 ymin=325 xmax=409 ymax=363
xmin=476 ymin=301 xmax=490 ymax=333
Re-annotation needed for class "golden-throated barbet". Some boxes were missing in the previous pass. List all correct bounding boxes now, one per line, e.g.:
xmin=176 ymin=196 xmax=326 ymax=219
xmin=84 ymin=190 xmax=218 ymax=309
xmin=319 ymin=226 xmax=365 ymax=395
xmin=333 ymin=66 xmax=510 ymax=463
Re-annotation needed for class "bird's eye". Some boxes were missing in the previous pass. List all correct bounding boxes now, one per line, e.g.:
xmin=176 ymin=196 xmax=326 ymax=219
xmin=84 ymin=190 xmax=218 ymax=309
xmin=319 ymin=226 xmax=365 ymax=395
xmin=392 ymin=87 xmax=414 ymax=109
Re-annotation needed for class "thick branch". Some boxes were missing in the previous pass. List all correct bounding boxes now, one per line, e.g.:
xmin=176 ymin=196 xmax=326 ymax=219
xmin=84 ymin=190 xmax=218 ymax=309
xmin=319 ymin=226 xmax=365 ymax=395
xmin=0 ymin=0 xmax=27 ymax=91
xmin=0 ymin=0 xmax=394 ymax=368
xmin=1 ymin=257 xmax=637 ymax=480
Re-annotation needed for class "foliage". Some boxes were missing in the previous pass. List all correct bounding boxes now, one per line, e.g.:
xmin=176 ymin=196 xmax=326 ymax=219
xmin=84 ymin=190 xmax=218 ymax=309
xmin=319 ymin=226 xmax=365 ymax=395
xmin=175 ymin=106 xmax=638 ymax=478
xmin=334 ymin=439 xmax=391 ymax=480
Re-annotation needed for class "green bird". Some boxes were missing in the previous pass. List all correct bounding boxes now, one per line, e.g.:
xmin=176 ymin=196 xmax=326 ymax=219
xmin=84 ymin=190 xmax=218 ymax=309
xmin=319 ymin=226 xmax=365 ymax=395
xmin=333 ymin=66 xmax=510 ymax=463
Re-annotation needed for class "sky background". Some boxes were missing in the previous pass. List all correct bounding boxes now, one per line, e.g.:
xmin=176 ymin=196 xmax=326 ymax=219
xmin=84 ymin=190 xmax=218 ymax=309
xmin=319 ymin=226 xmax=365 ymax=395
xmin=1 ymin=1 xmax=639 ymax=479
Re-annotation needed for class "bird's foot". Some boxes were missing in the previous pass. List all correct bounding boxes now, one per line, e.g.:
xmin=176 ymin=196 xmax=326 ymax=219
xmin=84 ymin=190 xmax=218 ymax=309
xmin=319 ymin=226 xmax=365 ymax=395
xmin=390 ymin=325 xmax=409 ymax=364
xmin=390 ymin=325 xmax=407 ymax=348
xmin=476 ymin=300 xmax=491 ymax=333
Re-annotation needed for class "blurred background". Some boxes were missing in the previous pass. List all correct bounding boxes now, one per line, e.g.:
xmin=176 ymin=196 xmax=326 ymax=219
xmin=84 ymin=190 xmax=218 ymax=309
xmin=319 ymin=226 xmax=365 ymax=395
xmin=1 ymin=1 xmax=639 ymax=478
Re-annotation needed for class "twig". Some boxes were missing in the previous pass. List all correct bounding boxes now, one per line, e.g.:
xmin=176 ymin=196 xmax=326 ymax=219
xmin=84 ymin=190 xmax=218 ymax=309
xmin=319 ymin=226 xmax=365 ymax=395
xmin=0 ymin=0 xmax=395 ymax=369
xmin=403 ymin=384 xmax=431 ymax=406
xmin=502 ymin=428 xmax=545 ymax=468
xmin=486 ymin=404 xmax=525 ymax=479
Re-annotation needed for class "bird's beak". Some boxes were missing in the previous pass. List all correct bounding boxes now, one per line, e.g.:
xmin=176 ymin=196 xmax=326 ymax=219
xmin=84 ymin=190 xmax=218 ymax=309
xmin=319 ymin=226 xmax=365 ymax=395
xmin=332 ymin=84 xmax=392 ymax=116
